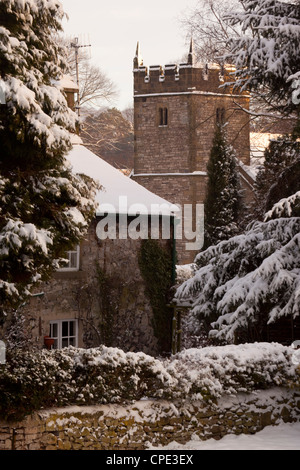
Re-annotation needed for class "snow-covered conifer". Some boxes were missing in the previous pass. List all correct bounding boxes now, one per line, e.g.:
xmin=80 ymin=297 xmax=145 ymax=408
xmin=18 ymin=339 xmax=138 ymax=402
xmin=0 ymin=0 xmax=99 ymax=313
xmin=204 ymin=124 xmax=241 ymax=248
xmin=225 ymin=0 xmax=300 ymax=120
xmin=175 ymin=191 xmax=300 ymax=344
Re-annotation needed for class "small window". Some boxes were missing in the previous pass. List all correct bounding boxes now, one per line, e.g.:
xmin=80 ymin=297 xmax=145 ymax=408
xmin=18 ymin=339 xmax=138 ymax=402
xmin=159 ymin=107 xmax=168 ymax=127
xmin=0 ymin=79 xmax=6 ymax=105
xmin=216 ymin=107 xmax=226 ymax=125
xmin=58 ymin=245 xmax=80 ymax=271
xmin=49 ymin=319 xmax=78 ymax=349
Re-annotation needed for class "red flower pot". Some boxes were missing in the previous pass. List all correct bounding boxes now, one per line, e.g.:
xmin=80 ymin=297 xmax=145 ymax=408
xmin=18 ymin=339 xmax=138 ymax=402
xmin=44 ymin=336 xmax=55 ymax=350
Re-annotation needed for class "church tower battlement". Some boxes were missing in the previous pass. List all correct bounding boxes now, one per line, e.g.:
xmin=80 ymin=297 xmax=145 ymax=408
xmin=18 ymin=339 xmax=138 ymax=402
xmin=133 ymin=41 xmax=240 ymax=98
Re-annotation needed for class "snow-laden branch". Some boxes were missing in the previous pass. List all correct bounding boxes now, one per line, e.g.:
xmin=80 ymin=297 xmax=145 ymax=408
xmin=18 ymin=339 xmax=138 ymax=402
xmin=175 ymin=198 xmax=300 ymax=343
xmin=224 ymin=0 xmax=300 ymax=115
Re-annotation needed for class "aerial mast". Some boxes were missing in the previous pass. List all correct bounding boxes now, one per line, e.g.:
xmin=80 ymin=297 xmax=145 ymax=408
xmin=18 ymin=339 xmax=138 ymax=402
xmin=70 ymin=37 xmax=91 ymax=117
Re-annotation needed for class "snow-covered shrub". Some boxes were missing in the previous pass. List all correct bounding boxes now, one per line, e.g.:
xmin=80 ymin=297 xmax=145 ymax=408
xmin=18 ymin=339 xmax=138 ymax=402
xmin=68 ymin=347 xmax=175 ymax=405
xmin=176 ymin=264 xmax=196 ymax=284
xmin=0 ymin=346 xmax=175 ymax=421
xmin=166 ymin=343 xmax=298 ymax=401
xmin=0 ymin=343 xmax=298 ymax=421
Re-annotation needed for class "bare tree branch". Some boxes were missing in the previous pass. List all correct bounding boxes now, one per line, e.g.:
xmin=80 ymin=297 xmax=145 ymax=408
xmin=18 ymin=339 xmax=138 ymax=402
xmin=80 ymin=108 xmax=134 ymax=169
xmin=180 ymin=0 xmax=241 ymax=63
xmin=57 ymin=35 xmax=118 ymax=109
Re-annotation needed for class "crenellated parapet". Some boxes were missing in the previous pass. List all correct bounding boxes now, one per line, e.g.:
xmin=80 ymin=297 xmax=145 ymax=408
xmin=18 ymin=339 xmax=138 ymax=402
xmin=133 ymin=41 xmax=240 ymax=97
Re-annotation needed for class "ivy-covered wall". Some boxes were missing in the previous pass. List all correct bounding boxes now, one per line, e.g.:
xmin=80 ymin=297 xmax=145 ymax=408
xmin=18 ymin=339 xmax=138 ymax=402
xmin=138 ymin=239 xmax=174 ymax=354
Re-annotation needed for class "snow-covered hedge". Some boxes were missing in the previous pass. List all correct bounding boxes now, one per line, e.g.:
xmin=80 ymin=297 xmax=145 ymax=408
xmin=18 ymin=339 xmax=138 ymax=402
xmin=0 ymin=343 xmax=298 ymax=421
xmin=167 ymin=343 xmax=298 ymax=400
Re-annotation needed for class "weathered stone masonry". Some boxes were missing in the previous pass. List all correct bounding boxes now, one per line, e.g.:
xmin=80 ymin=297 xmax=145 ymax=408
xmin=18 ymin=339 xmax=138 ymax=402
xmin=132 ymin=45 xmax=251 ymax=264
xmin=21 ymin=218 xmax=173 ymax=356
xmin=0 ymin=388 xmax=299 ymax=450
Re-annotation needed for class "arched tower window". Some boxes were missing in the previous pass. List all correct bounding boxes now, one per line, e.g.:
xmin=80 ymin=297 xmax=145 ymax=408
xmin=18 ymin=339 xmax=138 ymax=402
xmin=216 ymin=107 xmax=226 ymax=125
xmin=159 ymin=107 xmax=168 ymax=127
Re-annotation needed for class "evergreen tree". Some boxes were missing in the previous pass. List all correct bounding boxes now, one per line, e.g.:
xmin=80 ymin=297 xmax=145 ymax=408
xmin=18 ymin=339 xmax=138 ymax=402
xmin=252 ymin=136 xmax=300 ymax=220
xmin=176 ymin=191 xmax=300 ymax=344
xmin=0 ymin=0 xmax=98 ymax=313
xmin=204 ymin=125 xmax=241 ymax=248
xmin=226 ymin=0 xmax=300 ymax=122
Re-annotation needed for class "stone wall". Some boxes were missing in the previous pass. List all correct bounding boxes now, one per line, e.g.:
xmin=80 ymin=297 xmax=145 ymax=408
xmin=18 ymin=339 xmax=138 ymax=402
xmin=0 ymin=388 xmax=299 ymax=450
xmin=133 ymin=94 xmax=250 ymax=176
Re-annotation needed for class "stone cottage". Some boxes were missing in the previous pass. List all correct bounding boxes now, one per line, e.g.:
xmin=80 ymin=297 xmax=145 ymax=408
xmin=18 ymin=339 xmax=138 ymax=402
xmin=18 ymin=139 xmax=178 ymax=357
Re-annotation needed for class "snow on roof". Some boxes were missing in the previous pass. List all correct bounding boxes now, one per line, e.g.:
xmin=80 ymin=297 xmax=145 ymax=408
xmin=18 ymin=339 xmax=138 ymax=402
xmin=67 ymin=143 xmax=179 ymax=216
xmin=250 ymin=132 xmax=281 ymax=175
xmin=56 ymin=75 xmax=79 ymax=91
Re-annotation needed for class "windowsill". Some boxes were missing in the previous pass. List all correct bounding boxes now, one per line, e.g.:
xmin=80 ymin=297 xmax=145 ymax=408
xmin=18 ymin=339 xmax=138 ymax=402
xmin=54 ymin=270 xmax=87 ymax=280
xmin=58 ymin=268 xmax=79 ymax=272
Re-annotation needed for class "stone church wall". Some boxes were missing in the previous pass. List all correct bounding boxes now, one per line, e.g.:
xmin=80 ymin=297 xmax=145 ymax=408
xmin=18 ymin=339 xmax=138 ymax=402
xmin=133 ymin=173 xmax=207 ymax=265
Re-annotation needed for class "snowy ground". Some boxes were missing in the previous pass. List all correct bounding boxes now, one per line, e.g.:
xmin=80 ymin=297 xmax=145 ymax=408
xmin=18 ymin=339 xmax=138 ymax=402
xmin=149 ymin=422 xmax=300 ymax=450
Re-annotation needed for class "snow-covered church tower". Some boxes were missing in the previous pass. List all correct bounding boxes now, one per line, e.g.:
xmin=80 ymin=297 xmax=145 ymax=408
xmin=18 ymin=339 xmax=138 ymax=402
xmin=131 ymin=41 xmax=253 ymax=264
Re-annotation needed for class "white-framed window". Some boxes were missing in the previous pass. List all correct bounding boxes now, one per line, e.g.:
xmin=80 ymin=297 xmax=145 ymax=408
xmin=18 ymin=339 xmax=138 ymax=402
xmin=58 ymin=245 xmax=80 ymax=271
xmin=49 ymin=319 xmax=78 ymax=349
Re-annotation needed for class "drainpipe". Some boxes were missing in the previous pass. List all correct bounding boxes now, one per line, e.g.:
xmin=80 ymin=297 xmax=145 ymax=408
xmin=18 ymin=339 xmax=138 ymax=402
xmin=171 ymin=215 xmax=177 ymax=285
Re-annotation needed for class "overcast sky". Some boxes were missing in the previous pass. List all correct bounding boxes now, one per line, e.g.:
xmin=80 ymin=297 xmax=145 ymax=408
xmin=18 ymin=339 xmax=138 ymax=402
xmin=60 ymin=0 xmax=198 ymax=110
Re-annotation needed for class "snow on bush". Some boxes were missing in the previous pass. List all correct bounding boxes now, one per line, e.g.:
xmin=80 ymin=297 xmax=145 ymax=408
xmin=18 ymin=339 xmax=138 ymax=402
xmin=167 ymin=343 xmax=298 ymax=400
xmin=176 ymin=264 xmax=196 ymax=284
xmin=0 ymin=343 xmax=298 ymax=421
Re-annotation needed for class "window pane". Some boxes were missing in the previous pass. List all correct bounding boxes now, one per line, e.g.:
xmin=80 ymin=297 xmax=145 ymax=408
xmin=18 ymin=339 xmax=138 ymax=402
xmin=65 ymin=252 xmax=71 ymax=268
xmin=69 ymin=321 xmax=75 ymax=337
xmin=159 ymin=108 xmax=168 ymax=126
xmin=62 ymin=321 xmax=69 ymax=337
xmin=50 ymin=320 xmax=77 ymax=350
xmin=51 ymin=323 xmax=58 ymax=338
xmin=159 ymin=108 xmax=162 ymax=125
xmin=164 ymin=108 xmax=168 ymax=126
xmin=70 ymin=252 xmax=78 ymax=268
